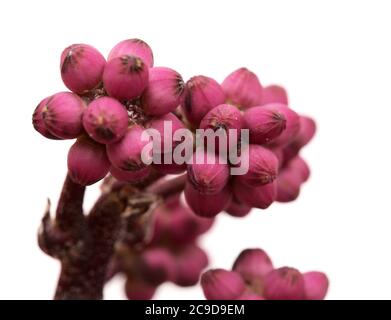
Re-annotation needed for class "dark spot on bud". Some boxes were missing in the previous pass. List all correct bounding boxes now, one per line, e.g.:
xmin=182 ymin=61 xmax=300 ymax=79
xmin=120 ymin=55 xmax=145 ymax=74
xmin=121 ymin=159 xmax=146 ymax=171
xmin=61 ymin=45 xmax=85 ymax=74
xmin=175 ymin=74 xmax=185 ymax=97
xmin=95 ymin=126 xmax=115 ymax=141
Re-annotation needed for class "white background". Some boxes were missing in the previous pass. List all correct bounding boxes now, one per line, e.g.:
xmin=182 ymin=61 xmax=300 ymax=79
xmin=0 ymin=0 xmax=390 ymax=299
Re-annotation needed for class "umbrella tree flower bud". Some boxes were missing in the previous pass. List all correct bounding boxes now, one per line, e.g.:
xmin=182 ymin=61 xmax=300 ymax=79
xmin=103 ymin=55 xmax=149 ymax=101
xmin=106 ymin=124 xmax=149 ymax=171
xmin=276 ymin=167 xmax=302 ymax=203
xmin=261 ymin=85 xmax=288 ymax=105
xmin=43 ymin=92 xmax=86 ymax=139
xmin=233 ymin=249 xmax=273 ymax=282
xmin=108 ymin=38 xmax=154 ymax=67
xmin=201 ymin=269 xmax=246 ymax=300
xmin=125 ymin=278 xmax=156 ymax=300
xmin=225 ymin=197 xmax=252 ymax=217
xmin=67 ymin=136 xmax=110 ymax=186
xmin=303 ymin=272 xmax=329 ymax=300
xmin=83 ymin=97 xmax=129 ymax=144
xmin=222 ymin=67 xmax=263 ymax=109
xmin=141 ymin=67 xmax=185 ymax=116
xmin=182 ymin=75 xmax=225 ymax=126
xmin=268 ymin=104 xmax=300 ymax=148
xmin=184 ymin=183 xmax=231 ymax=218
xmin=60 ymin=44 xmax=106 ymax=94
xmin=233 ymin=180 xmax=277 ymax=209
xmin=32 ymin=96 xmax=60 ymax=139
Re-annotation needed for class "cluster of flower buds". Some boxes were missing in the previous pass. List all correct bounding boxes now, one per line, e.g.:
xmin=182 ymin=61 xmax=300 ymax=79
xmin=201 ymin=248 xmax=329 ymax=300
xmin=110 ymin=195 xmax=213 ymax=299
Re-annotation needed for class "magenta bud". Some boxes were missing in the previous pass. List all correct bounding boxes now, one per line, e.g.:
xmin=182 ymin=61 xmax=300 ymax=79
xmin=140 ymin=248 xmax=174 ymax=285
xmin=244 ymin=104 xmax=290 ymax=145
xmin=110 ymin=165 xmax=151 ymax=183
xmin=184 ymin=183 xmax=232 ymax=218
xmin=182 ymin=75 xmax=225 ymax=126
xmin=267 ymin=104 xmax=300 ymax=148
xmin=148 ymin=112 xmax=186 ymax=154
xmin=141 ymin=67 xmax=185 ymax=116
xmin=201 ymin=269 xmax=246 ymax=300
xmin=83 ymin=97 xmax=129 ymax=144
xmin=303 ymin=272 xmax=329 ymax=300
xmin=222 ymin=67 xmax=263 ymax=109
xmin=187 ymin=151 xmax=230 ymax=195
xmin=43 ymin=92 xmax=86 ymax=139
xmin=60 ymin=44 xmax=106 ymax=94
xmin=225 ymin=197 xmax=252 ymax=217
xmin=103 ymin=55 xmax=149 ymax=101
xmin=106 ymin=125 xmax=149 ymax=171
xmin=67 ymin=136 xmax=110 ymax=186
xmin=263 ymin=267 xmax=306 ymax=300
xmin=233 ymin=249 xmax=274 ymax=283
xmin=236 ymin=145 xmax=279 ymax=187
xmin=108 ymin=38 xmax=154 ymax=67
xmin=174 ymin=245 xmax=209 ymax=286
xmin=290 ymin=156 xmax=310 ymax=182
xmin=125 ymin=278 xmax=156 ymax=300
xmin=261 ymin=85 xmax=288 ymax=105
xmin=276 ymin=167 xmax=302 ymax=203
xmin=32 ymin=96 xmax=60 ymax=139
xmin=233 ymin=180 xmax=277 ymax=209
xmin=200 ymin=104 xmax=243 ymax=132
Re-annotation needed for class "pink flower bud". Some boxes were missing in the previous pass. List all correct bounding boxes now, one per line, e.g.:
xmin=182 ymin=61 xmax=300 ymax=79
xmin=141 ymin=67 xmax=185 ymax=116
xmin=60 ymin=44 xmax=106 ymax=94
xmin=263 ymin=267 xmax=306 ymax=300
xmin=67 ymin=136 xmax=110 ymax=186
xmin=233 ymin=249 xmax=274 ymax=282
xmin=222 ymin=67 xmax=263 ymax=109
xmin=174 ymin=245 xmax=209 ymax=286
xmin=187 ymin=151 xmax=230 ymax=195
xmin=201 ymin=269 xmax=246 ymax=300
xmin=106 ymin=124 xmax=149 ymax=171
xmin=125 ymin=278 xmax=156 ymax=300
xmin=244 ymin=104 xmax=290 ymax=145
xmin=184 ymin=182 xmax=232 ymax=218
xmin=148 ymin=112 xmax=186 ymax=154
xmin=43 ymin=92 xmax=86 ymax=139
xmin=276 ymin=167 xmax=302 ymax=203
xmin=82 ymin=97 xmax=129 ymax=144
xmin=139 ymin=248 xmax=174 ymax=285
xmin=182 ymin=76 xmax=225 ymax=126
xmin=261 ymin=85 xmax=288 ymax=105
xmin=110 ymin=165 xmax=151 ymax=183
xmin=200 ymin=104 xmax=243 ymax=132
xmin=103 ymin=55 xmax=149 ymax=101
xmin=267 ymin=104 xmax=300 ymax=148
xmin=108 ymin=38 xmax=154 ymax=67
xmin=225 ymin=197 xmax=252 ymax=217
xmin=303 ymin=272 xmax=329 ymax=300
xmin=289 ymin=156 xmax=310 ymax=182
xmin=232 ymin=180 xmax=277 ymax=209
xmin=32 ymin=96 xmax=60 ymax=139
xmin=236 ymin=145 xmax=279 ymax=187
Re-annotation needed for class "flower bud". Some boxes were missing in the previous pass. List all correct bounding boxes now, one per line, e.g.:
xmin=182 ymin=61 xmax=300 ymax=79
xmin=67 ymin=136 xmax=110 ymax=186
xmin=103 ymin=55 xmax=149 ymax=101
xmin=182 ymin=75 xmax=225 ymax=126
xmin=125 ymin=278 xmax=156 ymax=300
xmin=141 ymin=67 xmax=185 ymax=116
xmin=289 ymin=156 xmax=310 ymax=182
xmin=303 ymin=272 xmax=329 ymax=300
xmin=83 ymin=97 xmax=129 ymax=144
xmin=261 ymin=85 xmax=288 ymax=105
xmin=43 ymin=92 xmax=86 ymax=139
xmin=225 ymin=197 xmax=252 ymax=217
xmin=263 ymin=267 xmax=306 ymax=300
xmin=187 ymin=151 xmax=230 ymax=195
xmin=236 ymin=145 xmax=279 ymax=187
xmin=32 ymin=96 xmax=60 ymax=139
xmin=174 ymin=245 xmax=209 ymax=286
xmin=201 ymin=269 xmax=246 ymax=300
xmin=276 ymin=167 xmax=302 ymax=203
xmin=200 ymin=104 xmax=243 ymax=132
xmin=110 ymin=165 xmax=151 ymax=183
xmin=108 ymin=38 xmax=154 ymax=67
xmin=267 ymin=104 xmax=300 ymax=148
xmin=244 ymin=104 xmax=290 ymax=145
xmin=222 ymin=67 xmax=263 ymax=109
xmin=106 ymin=124 xmax=149 ymax=171
xmin=184 ymin=182 xmax=231 ymax=218
xmin=139 ymin=248 xmax=174 ymax=285
xmin=233 ymin=180 xmax=277 ymax=209
xmin=233 ymin=249 xmax=273 ymax=282
xmin=60 ymin=44 xmax=106 ymax=94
